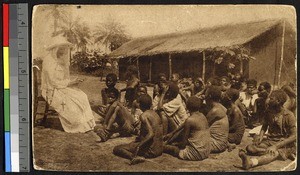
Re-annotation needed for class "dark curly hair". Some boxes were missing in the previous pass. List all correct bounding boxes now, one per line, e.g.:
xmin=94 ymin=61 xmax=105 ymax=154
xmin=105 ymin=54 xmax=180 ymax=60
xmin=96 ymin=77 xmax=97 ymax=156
xmin=270 ymin=90 xmax=288 ymax=106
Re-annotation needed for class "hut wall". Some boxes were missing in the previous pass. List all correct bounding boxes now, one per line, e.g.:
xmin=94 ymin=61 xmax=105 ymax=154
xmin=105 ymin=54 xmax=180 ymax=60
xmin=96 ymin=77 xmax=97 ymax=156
xmin=171 ymin=51 xmax=203 ymax=79
xmin=247 ymin=23 xmax=296 ymax=87
xmin=138 ymin=56 xmax=151 ymax=82
xmin=151 ymin=54 xmax=170 ymax=83
xmin=247 ymin=25 xmax=281 ymax=85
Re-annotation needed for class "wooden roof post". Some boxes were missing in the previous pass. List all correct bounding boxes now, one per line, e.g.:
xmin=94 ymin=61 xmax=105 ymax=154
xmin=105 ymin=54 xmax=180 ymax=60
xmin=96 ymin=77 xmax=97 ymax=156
xmin=240 ymin=59 xmax=243 ymax=75
xmin=136 ymin=57 xmax=140 ymax=80
xmin=169 ymin=53 xmax=172 ymax=80
xmin=202 ymin=51 xmax=206 ymax=82
xmin=278 ymin=20 xmax=286 ymax=88
xmin=149 ymin=58 xmax=152 ymax=82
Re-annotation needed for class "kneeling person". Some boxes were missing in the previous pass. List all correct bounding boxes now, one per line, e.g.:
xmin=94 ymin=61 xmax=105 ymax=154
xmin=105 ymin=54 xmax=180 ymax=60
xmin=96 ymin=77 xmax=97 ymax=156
xmin=113 ymin=94 xmax=163 ymax=165
xmin=163 ymin=96 xmax=211 ymax=161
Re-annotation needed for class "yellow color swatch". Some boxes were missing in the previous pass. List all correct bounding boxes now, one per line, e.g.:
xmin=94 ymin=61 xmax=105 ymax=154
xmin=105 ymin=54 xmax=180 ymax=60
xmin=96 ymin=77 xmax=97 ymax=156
xmin=3 ymin=47 xmax=9 ymax=89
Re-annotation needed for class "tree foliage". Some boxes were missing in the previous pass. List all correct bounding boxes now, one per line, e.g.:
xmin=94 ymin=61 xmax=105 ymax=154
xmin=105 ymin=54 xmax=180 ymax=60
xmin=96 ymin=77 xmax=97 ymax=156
xmin=94 ymin=18 xmax=131 ymax=52
xmin=205 ymin=46 xmax=255 ymax=70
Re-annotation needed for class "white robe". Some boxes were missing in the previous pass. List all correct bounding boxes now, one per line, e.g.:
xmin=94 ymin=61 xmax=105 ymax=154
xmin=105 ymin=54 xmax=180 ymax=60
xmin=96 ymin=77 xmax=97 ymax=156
xmin=41 ymin=55 xmax=96 ymax=133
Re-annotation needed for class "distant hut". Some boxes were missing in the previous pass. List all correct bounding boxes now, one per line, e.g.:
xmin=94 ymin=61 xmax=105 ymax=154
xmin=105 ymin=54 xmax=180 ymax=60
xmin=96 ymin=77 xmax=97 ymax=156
xmin=109 ymin=20 xmax=296 ymax=88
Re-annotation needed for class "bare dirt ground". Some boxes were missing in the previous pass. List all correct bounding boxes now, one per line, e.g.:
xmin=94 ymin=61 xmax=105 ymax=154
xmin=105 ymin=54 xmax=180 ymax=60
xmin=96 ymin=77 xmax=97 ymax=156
xmin=33 ymin=74 xmax=295 ymax=172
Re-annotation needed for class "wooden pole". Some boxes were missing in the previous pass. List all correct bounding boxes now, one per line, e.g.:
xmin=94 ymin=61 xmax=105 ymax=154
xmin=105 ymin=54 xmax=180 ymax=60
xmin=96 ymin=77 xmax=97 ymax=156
xmin=240 ymin=59 xmax=243 ymax=74
xmin=278 ymin=20 xmax=286 ymax=88
xmin=169 ymin=53 xmax=172 ymax=80
xmin=149 ymin=58 xmax=152 ymax=82
xmin=136 ymin=57 xmax=140 ymax=80
xmin=202 ymin=51 xmax=206 ymax=82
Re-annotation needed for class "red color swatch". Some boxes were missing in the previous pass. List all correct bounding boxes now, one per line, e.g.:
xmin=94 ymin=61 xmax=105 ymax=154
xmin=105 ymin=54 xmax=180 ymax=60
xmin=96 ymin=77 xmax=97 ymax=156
xmin=3 ymin=4 xmax=9 ymax=46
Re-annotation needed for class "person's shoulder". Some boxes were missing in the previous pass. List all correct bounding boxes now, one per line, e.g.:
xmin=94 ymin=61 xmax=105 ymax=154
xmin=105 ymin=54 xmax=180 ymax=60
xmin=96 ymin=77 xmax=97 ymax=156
xmin=210 ymin=106 xmax=226 ymax=116
xmin=283 ymin=108 xmax=295 ymax=120
xmin=232 ymin=104 xmax=242 ymax=113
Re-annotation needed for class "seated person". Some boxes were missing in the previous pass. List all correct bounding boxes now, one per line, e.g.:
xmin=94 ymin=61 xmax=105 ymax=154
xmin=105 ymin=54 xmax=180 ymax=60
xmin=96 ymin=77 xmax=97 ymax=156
xmin=230 ymin=73 xmax=243 ymax=90
xmin=97 ymin=73 xmax=119 ymax=116
xmin=131 ymin=85 xmax=148 ymax=122
xmin=153 ymin=73 xmax=167 ymax=98
xmin=220 ymin=76 xmax=231 ymax=92
xmin=163 ymin=96 xmax=211 ymax=161
xmin=205 ymin=86 xmax=229 ymax=153
xmin=239 ymin=79 xmax=259 ymax=128
xmin=253 ymin=82 xmax=271 ymax=124
xmin=181 ymin=77 xmax=204 ymax=97
xmin=96 ymin=89 xmax=138 ymax=142
xmin=120 ymin=65 xmax=140 ymax=108
xmin=171 ymin=73 xmax=189 ymax=103
xmin=222 ymin=88 xmax=245 ymax=145
xmin=195 ymin=77 xmax=221 ymax=99
xmin=281 ymin=83 xmax=296 ymax=115
xmin=152 ymin=81 xmax=188 ymax=135
xmin=113 ymin=94 xmax=163 ymax=165
xmin=239 ymin=90 xmax=296 ymax=170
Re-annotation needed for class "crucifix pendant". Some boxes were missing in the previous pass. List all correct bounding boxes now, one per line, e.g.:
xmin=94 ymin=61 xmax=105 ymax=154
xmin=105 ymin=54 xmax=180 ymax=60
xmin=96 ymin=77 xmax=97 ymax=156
xmin=61 ymin=101 xmax=66 ymax=111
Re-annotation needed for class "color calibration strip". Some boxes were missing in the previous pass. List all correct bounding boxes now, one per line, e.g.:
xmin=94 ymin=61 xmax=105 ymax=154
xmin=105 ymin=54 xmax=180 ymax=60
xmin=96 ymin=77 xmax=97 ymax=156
xmin=3 ymin=3 xmax=11 ymax=172
xmin=3 ymin=3 xmax=30 ymax=172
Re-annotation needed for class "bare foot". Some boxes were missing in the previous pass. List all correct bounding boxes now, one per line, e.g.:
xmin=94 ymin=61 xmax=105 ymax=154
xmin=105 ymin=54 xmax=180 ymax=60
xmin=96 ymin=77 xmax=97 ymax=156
xmin=238 ymin=149 xmax=252 ymax=170
xmin=227 ymin=143 xmax=236 ymax=152
xmin=130 ymin=156 xmax=145 ymax=165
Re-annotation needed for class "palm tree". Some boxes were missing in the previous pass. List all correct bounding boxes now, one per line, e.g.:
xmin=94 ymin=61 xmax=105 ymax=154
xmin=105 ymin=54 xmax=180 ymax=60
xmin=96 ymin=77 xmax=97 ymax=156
xmin=52 ymin=13 xmax=91 ymax=52
xmin=44 ymin=5 xmax=68 ymax=35
xmin=94 ymin=18 xmax=131 ymax=52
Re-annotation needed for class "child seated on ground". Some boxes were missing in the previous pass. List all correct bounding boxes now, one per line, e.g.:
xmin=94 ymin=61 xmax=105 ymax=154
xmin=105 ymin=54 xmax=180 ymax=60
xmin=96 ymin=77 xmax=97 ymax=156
xmin=131 ymin=85 xmax=148 ymax=122
xmin=153 ymin=73 xmax=167 ymax=98
xmin=120 ymin=65 xmax=140 ymax=108
xmin=181 ymin=77 xmax=204 ymax=97
xmin=95 ymin=89 xmax=138 ymax=142
xmin=113 ymin=94 xmax=163 ymax=165
xmin=163 ymin=96 xmax=211 ymax=161
xmin=240 ymin=79 xmax=259 ymax=128
xmin=205 ymin=86 xmax=229 ymax=153
xmin=253 ymin=82 xmax=271 ymax=124
xmin=239 ymin=90 xmax=296 ymax=170
xmin=152 ymin=81 xmax=188 ymax=135
xmin=171 ymin=73 xmax=188 ymax=103
xmin=221 ymin=88 xmax=245 ymax=145
xmin=97 ymin=85 xmax=149 ymax=141
xmin=101 ymin=73 xmax=119 ymax=105
xmin=97 ymin=73 xmax=119 ymax=116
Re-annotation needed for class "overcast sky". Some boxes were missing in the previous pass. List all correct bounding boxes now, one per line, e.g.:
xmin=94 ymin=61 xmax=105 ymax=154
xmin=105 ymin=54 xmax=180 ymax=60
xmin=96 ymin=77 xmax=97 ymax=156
xmin=70 ymin=5 xmax=296 ymax=38
xmin=32 ymin=5 xmax=296 ymax=57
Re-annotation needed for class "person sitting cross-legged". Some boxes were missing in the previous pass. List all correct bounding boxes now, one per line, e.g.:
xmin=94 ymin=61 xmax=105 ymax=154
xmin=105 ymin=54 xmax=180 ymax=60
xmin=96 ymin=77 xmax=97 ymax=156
xmin=239 ymin=90 xmax=296 ymax=170
xmin=113 ymin=94 xmax=163 ymax=165
xmin=152 ymin=81 xmax=188 ymax=135
xmin=205 ymin=86 xmax=229 ymax=153
xmin=221 ymin=88 xmax=245 ymax=146
xmin=95 ymin=89 xmax=138 ymax=142
xmin=96 ymin=73 xmax=120 ymax=117
xmin=163 ymin=96 xmax=211 ymax=161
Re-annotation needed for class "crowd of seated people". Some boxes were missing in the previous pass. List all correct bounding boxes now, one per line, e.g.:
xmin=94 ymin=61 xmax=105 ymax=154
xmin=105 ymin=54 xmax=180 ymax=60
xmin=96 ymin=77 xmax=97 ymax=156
xmin=95 ymin=67 xmax=296 ymax=169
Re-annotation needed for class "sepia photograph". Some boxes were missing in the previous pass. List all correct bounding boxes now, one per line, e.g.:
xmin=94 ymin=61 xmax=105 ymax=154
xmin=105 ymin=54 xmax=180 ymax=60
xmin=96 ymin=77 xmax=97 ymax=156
xmin=32 ymin=5 xmax=296 ymax=172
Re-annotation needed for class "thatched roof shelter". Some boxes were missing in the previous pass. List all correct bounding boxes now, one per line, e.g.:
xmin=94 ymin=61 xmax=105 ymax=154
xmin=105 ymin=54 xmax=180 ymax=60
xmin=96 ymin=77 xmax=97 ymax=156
xmin=110 ymin=19 xmax=296 ymax=87
xmin=110 ymin=20 xmax=286 ymax=58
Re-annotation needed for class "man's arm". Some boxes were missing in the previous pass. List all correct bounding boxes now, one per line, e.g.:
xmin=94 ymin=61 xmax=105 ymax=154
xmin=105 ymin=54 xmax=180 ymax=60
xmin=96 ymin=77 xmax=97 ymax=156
xmin=255 ymin=122 xmax=268 ymax=144
xmin=164 ymin=122 xmax=185 ymax=144
xmin=157 ymin=91 xmax=166 ymax=110
xmin=275 ymin=114 xmax=297 ymax=149
xmin=275 ymin=134 xmax=296 ymax=149
xmin=177 ymin=119 xmax=191 ymax=148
